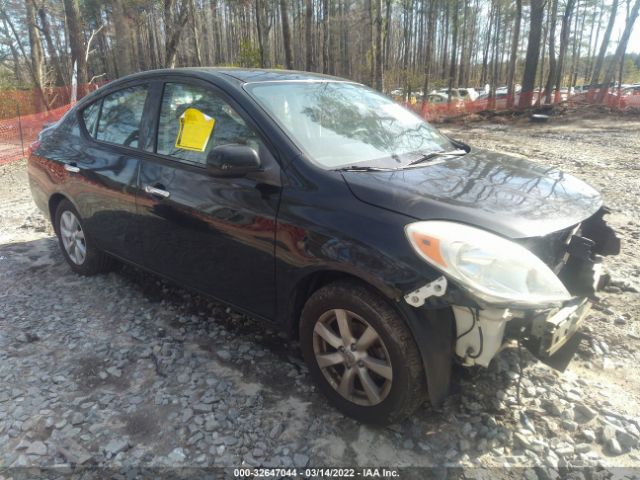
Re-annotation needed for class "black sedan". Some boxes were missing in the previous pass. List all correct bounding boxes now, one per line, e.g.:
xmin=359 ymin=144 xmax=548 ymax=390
xmin=28 ymin=68 xmax=619 ymax=424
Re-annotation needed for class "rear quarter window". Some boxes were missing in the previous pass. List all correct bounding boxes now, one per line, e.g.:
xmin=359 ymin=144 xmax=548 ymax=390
xmin=81 ymin=101 xmax=100 ymax=137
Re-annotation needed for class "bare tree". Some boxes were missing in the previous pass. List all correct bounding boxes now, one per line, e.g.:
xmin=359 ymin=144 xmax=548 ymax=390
xmin=1 ymin=0 xmax=637 ymax=112
xmin=63 ymin=0 xmax=88 ymax=84
xmin=506 ymin=0 xmax=522 ymax=107
xmin=37 ymin=5 xmax=65 ymax=86
xmin=25 ymin=0 xmax=45 ymax=90
xmin=280 ymin=0 xmax=294 ymax=69
xmin=0 ymin=15 xmax=24 ymax=83
xmin=421 ymin=0 xmax=435 ymax=105
xmin=322 ymin=0 xmax=330 ymax=73
xmin=590 ymin=0 xmax=619 ymax=87
xmin=305 ymin=0 xmax=313 ymax=71
xmin=544 ymin=0 xmax=559 ymax=103
xmin=519 ymin=0 xmax=546 ymax=108
xmin=112 ymin=0 xmax=134 ymax=75
xmin=448 ymin=0 xmax=460 ymax=102
xmin=597 ymin=0 xmax=640 ymax=100
xmin=553 ymin=0 xmax=577 ymax=102
xmin=256 ymin=0 xmax=272 ymax=67
xmin=374 ymin=0 xmax=383 ymax=89
xmin=164 ymin=0 xmax=191 ymax=68
xmin=190 ymin=0 xmax=202 ymax=66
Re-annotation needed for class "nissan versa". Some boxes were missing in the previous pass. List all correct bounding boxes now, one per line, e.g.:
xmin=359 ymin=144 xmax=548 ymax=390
xmin=28 ymin=68 xmax=620 ymax=424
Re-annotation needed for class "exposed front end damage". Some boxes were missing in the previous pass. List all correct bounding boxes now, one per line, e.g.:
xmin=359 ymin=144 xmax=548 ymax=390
xmin=405 ymin=206 xmax=620 ymax=374
xmin=452 ymin=299 xmax=591 ymax=371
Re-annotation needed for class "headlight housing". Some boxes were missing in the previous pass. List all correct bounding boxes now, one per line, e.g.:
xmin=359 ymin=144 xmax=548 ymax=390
xmin=405 ymin=221 xmax=571 ymax=307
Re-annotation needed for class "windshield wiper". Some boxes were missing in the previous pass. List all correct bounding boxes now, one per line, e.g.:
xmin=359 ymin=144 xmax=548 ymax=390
xmin=406 ymin=148 xmax=467 ymax=166
xmin=335 ymin=165 xmax=394 ymax=172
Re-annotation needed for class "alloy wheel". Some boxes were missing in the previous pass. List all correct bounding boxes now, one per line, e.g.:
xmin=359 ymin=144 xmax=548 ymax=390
xmin=60 ymin=210 xmax=86 ymax=265
xmin=312 ymin=309 xmax=393 ymax=406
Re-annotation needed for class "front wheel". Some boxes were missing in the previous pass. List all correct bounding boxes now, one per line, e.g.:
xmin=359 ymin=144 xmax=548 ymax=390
xmin=300 ymin=280 xmax=427 ymax=424
xmin=54 ymin=199 xmax=114 ymax=275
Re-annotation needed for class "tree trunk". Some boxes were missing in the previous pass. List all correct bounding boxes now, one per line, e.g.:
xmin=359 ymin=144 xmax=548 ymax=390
xmin=25 ymin=0 xmax=45 ymax=90
xmin=340 ymin=0 xmax=350 ymax=76
xmin=536 ymin=6 xmax=550 ymax=105
xmin=112 ymin=0 xmax=134 ymax=75
xmin=190 ymin=0 xmax=202 ymax=66
xmin=305 ymin=0 xmax=313 ymax=71
xmin=544 ymin=0 xmax=558 ymax=104
xmin=441 ymin=0 xmax=449 ymax=79
xmin=383 ymin=0 xmax=392 ymax=71
xmin=457 ymin=0 xmax=469 ymax=86
xmin=597 ymin=0 xmax=640 ymax=101
xmin=164 ymin=0 xmax=191 ymax=68
xmin=590 ymin=0 xmax=619 ymax=87
xmin=569 ymin=0 xmax=586 ymax=87
xmin=488 ymin=1 xmax=500 ymax=108
xmin=519 ymin=0 xmax=545 ymax=108
xmin=584 ymin=3 xmax=604 ymax=82
xmin=421 ymin=0 xmax=435 ymax=111
xmin=37 ymin=7 xmax=66 ymax=86
xmin=373 ymin=0 xmax=383 ymax=90
xmin=0 ymin=17 xmax=24 ymax=84
xmin=322 ymin=0 xmax=330 ymax=73
xmin=447 ymin=0 xmax=459 ymax=102
xmin=256 ymin=0 xmax=268 ymax=67
xmin=480 ymin=2 xmax=494 ymax=87
xmin=280 ymin=0 xmax=294 ymax=69
xmin=506 ymin=0 xmax=521 ymax=108
xmin=63 ymin=0 xmax=88 ymax=85
xmin=367 ymin=0 xmax=375 ymax=85
xmin=553 ymin=0 xmax=576 ymax=102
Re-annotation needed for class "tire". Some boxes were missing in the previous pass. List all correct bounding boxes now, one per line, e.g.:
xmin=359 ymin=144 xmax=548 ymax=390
xmin=300 ymin=279 xmax=427 ymax=424
xmin=54 ymin=199 xmax=114 ymax=275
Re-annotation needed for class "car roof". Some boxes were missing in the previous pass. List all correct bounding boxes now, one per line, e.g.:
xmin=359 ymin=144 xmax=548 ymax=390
xmin=116 ymin=67 xmax=349 ymax=85
xmin=74 ymin=67 xmax=359 ymax=113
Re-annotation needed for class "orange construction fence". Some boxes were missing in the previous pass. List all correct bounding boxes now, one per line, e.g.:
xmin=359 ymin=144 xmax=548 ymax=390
xmin=0 ymin=83 xmax=638 ymax=166
xmin=0 ymin=83 xmax=103 ymax=166
xmin=411 ymin=89 xmax=640 ymax=122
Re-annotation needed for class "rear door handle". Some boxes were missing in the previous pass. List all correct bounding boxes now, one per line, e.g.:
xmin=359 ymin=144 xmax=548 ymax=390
xmin=64 ymin=163 xmax=80 ymax=173
xmin=144 ymin=184 xmax=171 ymax=199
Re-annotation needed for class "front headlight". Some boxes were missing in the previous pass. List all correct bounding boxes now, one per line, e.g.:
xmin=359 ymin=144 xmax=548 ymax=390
xmin=405 ymin=221 xmax=571 ymax=307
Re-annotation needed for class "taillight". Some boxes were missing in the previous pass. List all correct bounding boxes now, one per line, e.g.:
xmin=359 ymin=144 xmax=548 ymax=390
xmin=28 ymin=140 xmax=41 ymax=157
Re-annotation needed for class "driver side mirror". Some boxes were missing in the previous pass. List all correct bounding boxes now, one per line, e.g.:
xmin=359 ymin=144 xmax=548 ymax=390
xmin=206 ymin=144 xmax=261 ymax=177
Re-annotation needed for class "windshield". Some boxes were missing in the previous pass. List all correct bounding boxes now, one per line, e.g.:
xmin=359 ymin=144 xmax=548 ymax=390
xmin=246 ymin=81 xmax=453 ymax=169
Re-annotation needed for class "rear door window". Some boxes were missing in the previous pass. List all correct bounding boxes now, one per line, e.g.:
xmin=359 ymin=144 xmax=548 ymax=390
xmin=96 ymin=85 xmax=148 ymax=148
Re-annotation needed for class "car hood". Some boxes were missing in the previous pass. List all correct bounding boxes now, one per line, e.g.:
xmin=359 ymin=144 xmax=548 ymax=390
xmin=341 ymin=148 xmax=603 ymax=239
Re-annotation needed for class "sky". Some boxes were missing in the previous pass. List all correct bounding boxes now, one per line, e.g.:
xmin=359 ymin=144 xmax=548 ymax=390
xmin=612 ymin=7 xmax=640 ymax=54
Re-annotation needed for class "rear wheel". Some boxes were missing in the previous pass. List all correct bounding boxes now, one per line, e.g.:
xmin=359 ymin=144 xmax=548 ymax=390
xmin=54 ymin=199 xmax=113 ymax=275
xmin=300 ymin=279 xmax=427 ymax=424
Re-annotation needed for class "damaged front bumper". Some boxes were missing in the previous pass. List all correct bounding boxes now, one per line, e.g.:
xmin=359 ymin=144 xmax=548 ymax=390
xmin=404 ymin=206 xmax=620 ymax=371
xmin=451 ymin=298 xmax=591 ymax=370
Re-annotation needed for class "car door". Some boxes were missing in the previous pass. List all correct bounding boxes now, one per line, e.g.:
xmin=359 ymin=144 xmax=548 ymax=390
xmin=61 ymin=82 xmax=151 ymax=261
xmin=137 ymin=79 xmax=282 ymax=320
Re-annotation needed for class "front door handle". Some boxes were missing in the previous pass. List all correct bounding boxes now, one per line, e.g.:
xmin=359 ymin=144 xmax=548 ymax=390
xmin=64 ymin=163 xmax=80 ymax=173
xmin=144 ymin=184 xmax=171 ymax=199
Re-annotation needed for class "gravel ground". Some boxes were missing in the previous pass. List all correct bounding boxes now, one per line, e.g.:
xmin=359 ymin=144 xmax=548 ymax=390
xmin=1 ymin=113 xmax=640 ymax=476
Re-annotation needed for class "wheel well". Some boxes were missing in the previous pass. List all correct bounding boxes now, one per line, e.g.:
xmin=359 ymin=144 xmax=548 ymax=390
xmin=287 ymin=270 xmax=456 ymax=405
xmin=48 ymin=193 xmax=67 ymax=230
xmin=287 ymin=270 xmax=395 ymax=338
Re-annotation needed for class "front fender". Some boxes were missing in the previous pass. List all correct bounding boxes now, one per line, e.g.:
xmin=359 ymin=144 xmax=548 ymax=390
xmin=396 ymin=303 xmax=455 ymax=408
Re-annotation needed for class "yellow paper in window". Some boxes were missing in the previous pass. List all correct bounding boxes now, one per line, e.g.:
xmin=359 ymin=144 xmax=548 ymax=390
xmin=175 ymin=108 xmax=215 ymax=152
